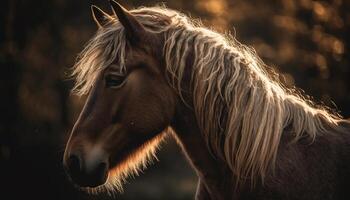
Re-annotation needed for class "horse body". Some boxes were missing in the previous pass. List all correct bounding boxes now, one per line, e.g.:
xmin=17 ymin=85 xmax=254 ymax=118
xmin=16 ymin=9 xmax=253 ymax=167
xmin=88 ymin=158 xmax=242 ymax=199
xmin=63 ymin=1 xmax=350 ymax=199
xmin=173 ymin=108 xmax=350 ymax=199
xmin=252 ymin=125 xmax=350 ymax=200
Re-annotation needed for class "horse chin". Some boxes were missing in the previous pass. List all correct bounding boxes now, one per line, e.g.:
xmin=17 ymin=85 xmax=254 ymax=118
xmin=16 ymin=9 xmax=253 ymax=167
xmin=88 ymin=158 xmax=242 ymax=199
xmin=106 ymin=132 xmax=167 ymax=192
xmin=72 ymin=177 xmax=110 ymax=195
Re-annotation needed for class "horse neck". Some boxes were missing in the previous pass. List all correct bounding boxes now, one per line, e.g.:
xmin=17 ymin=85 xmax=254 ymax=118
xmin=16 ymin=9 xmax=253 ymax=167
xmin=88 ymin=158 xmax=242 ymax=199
xmin=168 ymin=47 xmax=235 ymax=198
xmin=171 ymin=102 xmax=234 ymax=198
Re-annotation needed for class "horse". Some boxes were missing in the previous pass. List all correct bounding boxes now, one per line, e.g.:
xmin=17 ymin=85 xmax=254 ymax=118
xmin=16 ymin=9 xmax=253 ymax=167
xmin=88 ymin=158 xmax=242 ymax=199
xmin=63 ymin=1 xmax=350 ymax=199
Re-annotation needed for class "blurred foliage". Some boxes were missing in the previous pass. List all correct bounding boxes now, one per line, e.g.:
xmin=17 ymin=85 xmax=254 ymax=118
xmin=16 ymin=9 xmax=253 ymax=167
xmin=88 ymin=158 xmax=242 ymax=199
xmin=0 ymin=0 xmax=349 ymax=200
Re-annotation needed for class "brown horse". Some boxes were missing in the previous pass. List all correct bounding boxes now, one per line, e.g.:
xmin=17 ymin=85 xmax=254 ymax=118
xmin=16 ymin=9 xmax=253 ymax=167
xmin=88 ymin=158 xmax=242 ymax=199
xmin=63 ymin=1 xmax=350 ymax=199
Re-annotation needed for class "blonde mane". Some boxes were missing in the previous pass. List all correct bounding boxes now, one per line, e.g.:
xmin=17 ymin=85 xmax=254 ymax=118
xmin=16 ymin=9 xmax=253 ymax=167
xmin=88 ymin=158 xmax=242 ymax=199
xmin=72 ymin=6 xmax=343 ymax=186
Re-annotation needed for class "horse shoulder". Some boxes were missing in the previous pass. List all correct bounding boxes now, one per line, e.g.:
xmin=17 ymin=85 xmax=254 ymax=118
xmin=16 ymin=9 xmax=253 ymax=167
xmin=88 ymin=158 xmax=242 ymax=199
xmin=256 ymin=124 xmax=350 ymax=200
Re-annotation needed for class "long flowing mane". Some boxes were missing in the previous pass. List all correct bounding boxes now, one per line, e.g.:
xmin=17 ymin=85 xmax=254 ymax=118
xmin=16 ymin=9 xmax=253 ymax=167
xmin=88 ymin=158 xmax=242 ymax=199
xmin=71 ymin=6 xmax=344 ymax=186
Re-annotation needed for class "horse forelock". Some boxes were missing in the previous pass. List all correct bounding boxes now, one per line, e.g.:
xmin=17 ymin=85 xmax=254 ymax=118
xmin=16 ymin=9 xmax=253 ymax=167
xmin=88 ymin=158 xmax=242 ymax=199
xmin=71 ymin=21 xmax=126 ymax=96
xmin=70 ymin=6 xmax=178 ymax=96
xmin=71 ymin=5 xmax=345 ymax=187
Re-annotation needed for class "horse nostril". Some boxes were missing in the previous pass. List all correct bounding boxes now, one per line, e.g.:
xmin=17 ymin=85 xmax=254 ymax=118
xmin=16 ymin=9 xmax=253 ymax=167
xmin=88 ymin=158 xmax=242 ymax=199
xmin=96 ymin=162 xmax=108 ymax=181
xmin=67 ymin=154 xmax=81 ymax=173
xmin=86 ymin=161 xmax=109 ymax=186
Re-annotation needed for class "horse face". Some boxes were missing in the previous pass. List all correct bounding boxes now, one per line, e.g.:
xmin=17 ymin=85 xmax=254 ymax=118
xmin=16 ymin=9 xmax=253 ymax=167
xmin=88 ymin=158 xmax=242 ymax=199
xmin=63 ymin=2 xmax=176 ymax=188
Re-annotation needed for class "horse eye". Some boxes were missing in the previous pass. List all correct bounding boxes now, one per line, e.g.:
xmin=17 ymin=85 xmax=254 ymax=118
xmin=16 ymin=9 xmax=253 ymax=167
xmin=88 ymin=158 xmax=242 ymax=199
xmin=105 ymin=74 xmax=125 ymax=88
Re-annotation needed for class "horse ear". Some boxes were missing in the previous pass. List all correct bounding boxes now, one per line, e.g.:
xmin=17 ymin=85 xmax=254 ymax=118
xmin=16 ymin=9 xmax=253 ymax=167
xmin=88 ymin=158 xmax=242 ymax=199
xmin=91 ymin=5 xmax=113 ymax=28
xmin=109 ymin=0 xmax=146 ymax=44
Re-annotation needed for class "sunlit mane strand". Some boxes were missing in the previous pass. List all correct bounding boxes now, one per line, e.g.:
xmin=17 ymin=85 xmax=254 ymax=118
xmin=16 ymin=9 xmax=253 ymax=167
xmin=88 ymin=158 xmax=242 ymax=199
xmin=71 ymin=6 xmax=344 ymax=186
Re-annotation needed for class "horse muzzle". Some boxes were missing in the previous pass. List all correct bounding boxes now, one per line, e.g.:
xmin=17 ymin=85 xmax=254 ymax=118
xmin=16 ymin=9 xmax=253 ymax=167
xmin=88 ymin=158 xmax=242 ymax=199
xmin=63 ymin=147 xmax=109 ymax=188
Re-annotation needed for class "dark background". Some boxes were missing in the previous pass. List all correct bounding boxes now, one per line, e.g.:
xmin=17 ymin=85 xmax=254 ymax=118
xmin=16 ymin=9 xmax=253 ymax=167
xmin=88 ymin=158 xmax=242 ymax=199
xmin=1 ymin=0 xmax=349 ymax=199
